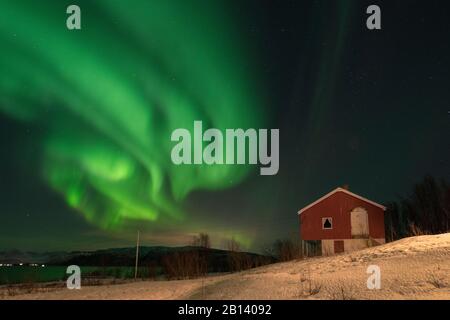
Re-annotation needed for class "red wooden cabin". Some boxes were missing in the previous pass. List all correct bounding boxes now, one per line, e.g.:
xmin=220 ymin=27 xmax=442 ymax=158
xmin=298 ymin=187 xmax=386 ymax=255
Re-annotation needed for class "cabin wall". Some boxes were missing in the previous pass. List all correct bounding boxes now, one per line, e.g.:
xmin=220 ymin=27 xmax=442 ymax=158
xmin=321 ymin=240 xmax=334 ymax=256
xmin=320 ymin=238 xmax=386 ymax=255
xmin=300 ymin=191 xmax=385 ymax=241
xmin=343 ymin=239 xmax=370 ymax=252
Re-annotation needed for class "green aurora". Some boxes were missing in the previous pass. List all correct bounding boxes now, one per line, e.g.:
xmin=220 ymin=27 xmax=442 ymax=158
xmin=3 ymin=1 xmax=448 ymax=252
xmin=0 ymin=0 xmax=266 ymax=233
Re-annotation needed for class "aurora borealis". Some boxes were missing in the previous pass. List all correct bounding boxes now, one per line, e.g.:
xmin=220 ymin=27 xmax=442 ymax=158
xmin=0 ymin=0 xmax=266 ymax=232
xmin=1 ymin=0 xmax=449 ymax=251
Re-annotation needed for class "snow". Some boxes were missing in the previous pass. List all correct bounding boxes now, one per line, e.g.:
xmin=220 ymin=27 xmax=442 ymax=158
xmin=2 ymin=233 xmax=449 ymax=300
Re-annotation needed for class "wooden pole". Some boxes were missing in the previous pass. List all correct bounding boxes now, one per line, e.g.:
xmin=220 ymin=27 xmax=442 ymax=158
xmin=134 ymin=230 xmax=140 ymax=280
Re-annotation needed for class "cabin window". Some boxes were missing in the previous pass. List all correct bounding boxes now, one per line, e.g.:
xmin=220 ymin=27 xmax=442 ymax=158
xmin=322 ymin=217 xmax=333 ymax=230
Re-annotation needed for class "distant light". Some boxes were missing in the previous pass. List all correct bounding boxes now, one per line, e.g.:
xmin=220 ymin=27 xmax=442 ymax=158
xmin=41 ymin=264 xmax=45 ymax=267
xmin=0 ymin=264 xmax=3 ymax=267
xmin=19 ymin=263 xmax=23 ymax=266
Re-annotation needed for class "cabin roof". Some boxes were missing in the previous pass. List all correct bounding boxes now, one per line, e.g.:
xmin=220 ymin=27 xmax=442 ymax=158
xmin=297 ymin=187 xmax=387 ymax=215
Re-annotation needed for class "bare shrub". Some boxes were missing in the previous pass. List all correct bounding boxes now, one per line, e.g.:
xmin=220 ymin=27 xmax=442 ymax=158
xmin=22 ymin=272 xmax=39 ymax=294
xmin=162 ymin=250 xmax=207 ymax=280
xmin=409 ymin=223 xmax=428 ymax=236
xmin=298 ymin=267 xmax=321 ymax=297
xmin=6 ymin=286 xmax=18 ymax=297
xmin=326 ymin=281 xmax=357 ymax=300
xmin=275 ymin=239 xmax=300 ymax=262
xmin=264 ymin=239 xmax=302 ymax=262
xmin=147 ymin=262 xmax=158 ymax=280
xmin=427 ymin=271 xmax=447 ymax=288
xmin=225 ymin=238 xmax=273 ymax=272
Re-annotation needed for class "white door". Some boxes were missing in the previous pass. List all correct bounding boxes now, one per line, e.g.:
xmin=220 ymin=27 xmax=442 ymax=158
xmin=350 ymin=207 xmax=369 ymax=238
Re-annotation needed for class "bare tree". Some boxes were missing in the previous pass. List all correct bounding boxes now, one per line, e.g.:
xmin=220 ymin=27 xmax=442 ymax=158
xmin=192 ymin=233 xmax=211 ymax=249
xmin=386 ymin=175 xmax=450 ymax=241
xmin=226 ymin=237 xmax=243 ymax=272
xmin=273 ymin=239 xmax=300 ymax=262
xmin=162 ymin=250 xmax=207 ymax=280
xmin=226 ymin=237 xmax=241 ymax=252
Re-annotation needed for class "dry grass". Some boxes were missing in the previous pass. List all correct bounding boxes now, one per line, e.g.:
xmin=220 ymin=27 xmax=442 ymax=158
xmin=298 ymin=267 xmax=322 ymax=297
xmin=325 ymin=281 xmax=357 ymax=300
xmin=0 ymin=282 xmax=65 ymax=298
xmin=427 ymin=268 xmax=447 ymax=289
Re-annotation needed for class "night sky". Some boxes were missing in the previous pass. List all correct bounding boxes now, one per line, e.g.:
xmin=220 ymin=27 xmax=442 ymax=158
xmin=0 ymin=0 xmax=449 ymax=252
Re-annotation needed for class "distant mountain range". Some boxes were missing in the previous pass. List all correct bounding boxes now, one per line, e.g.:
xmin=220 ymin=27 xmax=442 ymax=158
xmin=0 ymin=249 xmax=71 ymax=265
xmin=0 ymin=246 xmax=273 ymax=269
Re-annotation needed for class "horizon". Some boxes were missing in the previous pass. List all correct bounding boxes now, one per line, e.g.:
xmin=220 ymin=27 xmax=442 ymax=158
xmin=1 ymin=0 xmax=449 ymax=253
xmin=0 ymin=243 xmax=263 ymax=254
